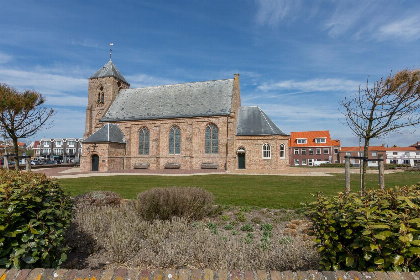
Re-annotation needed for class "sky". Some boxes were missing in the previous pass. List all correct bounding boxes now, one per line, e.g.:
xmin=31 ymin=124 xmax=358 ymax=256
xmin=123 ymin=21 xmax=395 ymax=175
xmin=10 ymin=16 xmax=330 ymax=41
xmin=1 ymin=0 xmax=419 ymax=147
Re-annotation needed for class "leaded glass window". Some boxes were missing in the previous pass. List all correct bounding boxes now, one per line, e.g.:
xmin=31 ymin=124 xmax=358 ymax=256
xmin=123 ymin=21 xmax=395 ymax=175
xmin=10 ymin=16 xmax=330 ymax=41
xmin=262 ymin=143 xmax=271 ymax=159
xmin=205 ymin=123 xmax=218 ymax=154
xmin=280 ymin=144 xmax=285 ymax=158
xmin=169 ymin=126 xmax=181 ymax=155
xmin=138 ymin=127 xmax=149 ymax=155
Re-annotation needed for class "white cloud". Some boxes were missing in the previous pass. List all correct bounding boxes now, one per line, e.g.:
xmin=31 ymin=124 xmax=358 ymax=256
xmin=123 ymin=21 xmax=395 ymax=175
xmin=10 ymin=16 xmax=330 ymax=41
xmin=376 ymin=15 xmax=420 ymax=41
xmin=126 ymin=73 xmax=179 ymax=88
xmin=258 ymin=78 xmax=360 ymax=93
xmin=254 ymin=0 xmax=302 ymax=27
xmin=0 ymin=68 xmax=87 ymax=106
xmin=0 ymin=52 xmax=12 ymax=64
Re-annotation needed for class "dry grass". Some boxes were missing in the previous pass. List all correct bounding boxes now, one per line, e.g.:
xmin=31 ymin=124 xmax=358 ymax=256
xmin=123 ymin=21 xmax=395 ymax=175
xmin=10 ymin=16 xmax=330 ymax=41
xmin=64 ymin=202 xmax=319 ymax=271
xmin=136 ymin=187 xmax=215 ymax=221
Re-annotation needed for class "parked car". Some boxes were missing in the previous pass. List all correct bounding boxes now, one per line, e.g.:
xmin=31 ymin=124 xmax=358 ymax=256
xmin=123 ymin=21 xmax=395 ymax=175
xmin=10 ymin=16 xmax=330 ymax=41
xmin=45 ymin=160 xmax=58 ymax=165
xmin=31 ymin=160 xmax=41 ymax=165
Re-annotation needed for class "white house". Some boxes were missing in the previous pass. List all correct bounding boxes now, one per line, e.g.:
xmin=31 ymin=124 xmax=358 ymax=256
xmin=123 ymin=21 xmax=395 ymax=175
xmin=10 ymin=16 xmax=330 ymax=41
xmin=385 ymin=147 xmax=420 ymax=166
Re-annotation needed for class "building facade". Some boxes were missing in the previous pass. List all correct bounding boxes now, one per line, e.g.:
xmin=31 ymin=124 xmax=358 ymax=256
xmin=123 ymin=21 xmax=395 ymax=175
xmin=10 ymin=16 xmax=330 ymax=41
xmin=385 ymin=146 xmax=420 ymax=166
xmin=81 ymin=60 xmax=290 ymax=172
xmin=38 ymin=138 xmax=83 ymax=163
xmin=288 ymin=131 xmax=340 ymax=166
xmin=339 ymin=146 xmax=387 ymax=167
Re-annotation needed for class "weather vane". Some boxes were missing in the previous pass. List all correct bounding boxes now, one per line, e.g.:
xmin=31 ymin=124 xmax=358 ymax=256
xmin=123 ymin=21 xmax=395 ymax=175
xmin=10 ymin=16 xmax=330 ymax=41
xmin=109 ymin=43 xmax=113 ymax=60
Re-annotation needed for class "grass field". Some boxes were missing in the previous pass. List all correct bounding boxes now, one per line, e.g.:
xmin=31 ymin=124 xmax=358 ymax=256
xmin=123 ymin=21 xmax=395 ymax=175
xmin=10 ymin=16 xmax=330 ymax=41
xmin=58 ymin=172 xmax=419 ymax=209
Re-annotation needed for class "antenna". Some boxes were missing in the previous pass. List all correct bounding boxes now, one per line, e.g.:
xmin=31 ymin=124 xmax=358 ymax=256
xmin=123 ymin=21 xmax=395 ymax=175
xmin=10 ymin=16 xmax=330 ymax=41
xmin=109 ymin=43 xmax=113 ymax=60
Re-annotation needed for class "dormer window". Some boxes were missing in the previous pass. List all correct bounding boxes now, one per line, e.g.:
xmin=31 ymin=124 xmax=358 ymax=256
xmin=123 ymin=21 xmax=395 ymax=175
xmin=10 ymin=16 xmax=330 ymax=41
xmin=296 ymin=138 xmax=307 ymax=144
xmin=315 ymin=138 xmax=326 ymax=143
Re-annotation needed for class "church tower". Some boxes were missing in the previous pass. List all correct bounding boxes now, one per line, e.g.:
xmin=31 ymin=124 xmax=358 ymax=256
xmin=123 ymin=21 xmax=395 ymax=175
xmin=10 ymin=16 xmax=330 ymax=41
xmin=84 ymin=59 xmax=130 ymax=138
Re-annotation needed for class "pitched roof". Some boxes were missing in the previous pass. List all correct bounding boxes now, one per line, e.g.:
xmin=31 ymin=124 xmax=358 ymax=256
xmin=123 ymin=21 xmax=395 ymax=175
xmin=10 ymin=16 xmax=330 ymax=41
xmin=384 ymin=146 xmax=417 ymax=151
xmin=101 ymin=78 xmax=234 ymax=122
xmin=83 ymin=123 xmax=125 ymax=144
xmin=236 ymin=106 xmax=288 ymax=136
xmin=89 ymin=59 xmax=127 ymax=83
xmin=289 ymin=131 xmax=340 ymax=147
xmin=341 ymin=146 xmax=386 ymax=152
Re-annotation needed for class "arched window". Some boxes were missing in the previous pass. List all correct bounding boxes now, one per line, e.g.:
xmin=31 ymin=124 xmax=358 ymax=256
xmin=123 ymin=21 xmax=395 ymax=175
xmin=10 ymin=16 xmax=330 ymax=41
xmin=100 ymin=93 xmax=104 ymax=103
xmin=169 ymin=126 xmax=181 ymax=155
xmin=205 ymin=123 xmax=218 ymax=154
xmin=262 ymin=143 xmax=271 ymax=159
xmin=138 ymin=127 xmax=149 ymax=155
xmin=280 ymin=144 xmax=285 ymax=159
xmin=97 ymin=92 xmax=101 ymax=104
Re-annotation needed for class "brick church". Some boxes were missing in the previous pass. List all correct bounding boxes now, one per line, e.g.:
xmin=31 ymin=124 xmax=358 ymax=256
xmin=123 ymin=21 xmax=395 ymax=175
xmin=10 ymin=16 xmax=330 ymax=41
xmin=80 ymin=59 xmax=290 ymax=172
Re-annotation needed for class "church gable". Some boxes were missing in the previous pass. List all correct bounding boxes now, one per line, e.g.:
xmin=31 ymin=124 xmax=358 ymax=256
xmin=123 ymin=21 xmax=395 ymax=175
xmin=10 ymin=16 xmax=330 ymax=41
xmin=101 ymin=78 xmax=235 ymax=122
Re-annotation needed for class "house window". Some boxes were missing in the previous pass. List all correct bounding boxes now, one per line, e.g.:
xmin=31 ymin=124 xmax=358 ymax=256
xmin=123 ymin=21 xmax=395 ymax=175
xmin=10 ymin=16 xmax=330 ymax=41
xmin=302 ymin=159 xmax=307 ymax=165
xmin=294 ymin=148 xmax=299 ymax=155
xmin=280 ymin=144 xmax=285 ymax=158
xmin=66 ymin=148 xmax=76 ymax=155
xmin=41 ymin=141 xmax=51 ymax=147
xmin=316 ymin=148 xmax=321 ymax=155
xmin=294 ymin=159 xmax=300 ymax=165
xmin=296 ymin=139 xmax=307 ymax=144
xmin=315 ymin=138 xmax=326 ymax=143
xmin=393 ymin=152 xmax=398 ymax=155
xmin=346 ymin=152 xmax=351 ymax=156
xmin=301 ymin=149 xmax=306 ymax=155
xmin=308 ymin=148 xmax=314 ymax=155
xmin=324 ymin=148 xmax=329 ymax=154
xmin=169 ymin=126 xmax=181 ymax=155
xmin=308 ymin=159 xmax=313 ymax=166
xmin=139 ymin=127 xmax=150 ymax=155
xmin=55 ymin=140 xmax=63 ymax=147
xmin=205 ymin=124 xmax=218 ymax=154
xmin=334 ymin=148 xmax=339 ymax=154
xmin=67 ymin=141 xmax=75 ymax=147
xmin=262 ymin=143 xmax=271 ymax=159
xmin=372 ymin=152 xmax=377 ymax=157
xmin=53 ymin=148 xmax=63 ymax=155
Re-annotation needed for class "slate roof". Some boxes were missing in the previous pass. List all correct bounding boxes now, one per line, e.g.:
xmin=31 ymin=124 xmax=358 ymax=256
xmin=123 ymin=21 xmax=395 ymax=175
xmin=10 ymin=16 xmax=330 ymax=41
xmin=289 ymin=131 xmax=340 ymax=147
xmin=83 ymin=123 xmax=125 ymax=144
xmin=101 ymin=79 xmax=234 ymax=122
xmin=236 ymin=106 xmax=288 ymax=136
xmin=89 ymin=59 xmax=128 ymax=83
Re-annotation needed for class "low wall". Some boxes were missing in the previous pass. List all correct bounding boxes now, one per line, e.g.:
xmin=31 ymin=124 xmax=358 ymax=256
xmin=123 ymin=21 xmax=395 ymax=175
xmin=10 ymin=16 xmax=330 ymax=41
xmin=1 ymin=269 xmax=419 ymax=280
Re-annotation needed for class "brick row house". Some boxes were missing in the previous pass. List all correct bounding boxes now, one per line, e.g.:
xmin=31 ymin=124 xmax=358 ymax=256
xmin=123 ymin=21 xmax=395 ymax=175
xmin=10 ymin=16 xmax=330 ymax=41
xmin=339 ymin=146 xmax=387 ymax=167
xmin=38 ymin=138 xmax=83 ymax=163
xmin=81 ymin=60 xmax=290 ymax=172
xmin=288 ymin=131 xmax=341 ymax=166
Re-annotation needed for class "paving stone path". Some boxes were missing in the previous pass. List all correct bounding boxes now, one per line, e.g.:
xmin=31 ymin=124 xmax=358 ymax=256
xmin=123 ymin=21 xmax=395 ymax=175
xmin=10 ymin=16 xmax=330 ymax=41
xmin=1 ymin=269 xmax=420 ymax=280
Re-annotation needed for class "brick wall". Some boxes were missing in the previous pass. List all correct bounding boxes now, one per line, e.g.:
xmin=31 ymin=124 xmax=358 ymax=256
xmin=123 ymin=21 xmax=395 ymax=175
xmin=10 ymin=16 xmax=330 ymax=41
xmin=2 ymin=269 xmax=419 ymax=280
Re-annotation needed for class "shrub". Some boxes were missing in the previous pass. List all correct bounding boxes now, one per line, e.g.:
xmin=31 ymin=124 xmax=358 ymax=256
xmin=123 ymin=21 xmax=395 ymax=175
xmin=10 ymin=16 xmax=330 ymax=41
xmin=136 ymin=187 xmax=214 ymax=221
xmin=306 ymin=185 xmax=420 ymax=272
xmin=241 ymin=223 xmax=254 ymax=232
xmin=73 ymin=191 xmax=122 ymax=207
xmin=0 ymin=170 xmax=72 ymax=268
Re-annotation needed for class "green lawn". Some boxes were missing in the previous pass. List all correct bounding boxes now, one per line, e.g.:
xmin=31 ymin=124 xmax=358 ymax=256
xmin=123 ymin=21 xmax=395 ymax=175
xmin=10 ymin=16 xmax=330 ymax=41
xmin=58 ymin=172 xmax=419 ymax=209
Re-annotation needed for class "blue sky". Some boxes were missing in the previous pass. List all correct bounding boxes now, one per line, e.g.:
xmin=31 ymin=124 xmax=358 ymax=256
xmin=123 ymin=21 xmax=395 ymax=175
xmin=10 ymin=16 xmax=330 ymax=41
xmin=1 ymin=0 xmax=419 ymax=147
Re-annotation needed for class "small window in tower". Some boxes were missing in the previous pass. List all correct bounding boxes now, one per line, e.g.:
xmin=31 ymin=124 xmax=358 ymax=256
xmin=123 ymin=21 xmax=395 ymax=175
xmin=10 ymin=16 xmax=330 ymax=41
xmin=101 ymin=93 xmax=104 ymax=103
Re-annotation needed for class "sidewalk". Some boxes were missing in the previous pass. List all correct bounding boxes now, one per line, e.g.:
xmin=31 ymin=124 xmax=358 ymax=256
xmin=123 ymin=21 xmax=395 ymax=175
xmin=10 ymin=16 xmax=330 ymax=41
xmin=31 ymin=166 xmax=400 ymax=179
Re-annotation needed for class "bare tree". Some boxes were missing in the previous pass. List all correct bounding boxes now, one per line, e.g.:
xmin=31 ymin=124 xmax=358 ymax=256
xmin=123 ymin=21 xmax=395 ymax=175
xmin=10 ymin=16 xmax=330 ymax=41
xmin=0 ymin=83 xmax=54 ymax=168
xmin=340 ymin=69 xmax=420 ymax=194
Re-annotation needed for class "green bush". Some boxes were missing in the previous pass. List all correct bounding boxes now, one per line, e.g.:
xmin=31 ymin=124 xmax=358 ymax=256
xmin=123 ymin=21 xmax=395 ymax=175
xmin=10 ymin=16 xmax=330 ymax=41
xmin=0 ymin=170 xmax=73 ymax=268
xmin=306 ymin=185 xmax=420 ymax=272
xmin=73 ymin=191 xmax=122 ymax=207
xmin=385 ymin=164 xmax=411 ymax=170
xmin=136 ymin=187 xmax=214 ymax=221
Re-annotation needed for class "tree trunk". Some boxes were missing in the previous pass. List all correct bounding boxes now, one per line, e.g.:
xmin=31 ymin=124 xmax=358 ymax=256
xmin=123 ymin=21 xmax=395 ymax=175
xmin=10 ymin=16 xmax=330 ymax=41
xmin=361 ymin=140 xmax=370 ymax=196
xmin=12 ymin=136 xmax=19 ymax=170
